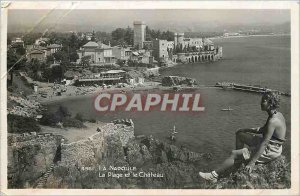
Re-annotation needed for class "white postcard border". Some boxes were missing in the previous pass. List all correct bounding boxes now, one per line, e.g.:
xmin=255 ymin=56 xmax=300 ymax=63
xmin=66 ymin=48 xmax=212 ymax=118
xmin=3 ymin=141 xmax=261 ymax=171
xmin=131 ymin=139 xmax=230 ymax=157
xmin=1 ymin=1 xmax=299 ymax=195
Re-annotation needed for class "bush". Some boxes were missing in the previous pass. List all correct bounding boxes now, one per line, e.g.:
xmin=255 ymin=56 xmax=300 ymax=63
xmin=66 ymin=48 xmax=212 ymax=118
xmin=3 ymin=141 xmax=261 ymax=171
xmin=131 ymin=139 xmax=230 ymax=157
xmin=74 ymin=113 xmax=84 ymax=122
xmin=40 ymin=111 xmax=61 ymax=126
xmin=57 ymin=106 xmax=71 ymax=118
xmin=88 ymin=118 xmax=96 ymax=123
xmin=40 ymin=105 xmax=71 ymax=126
xmin=7 ymin=114 xmax=41 ymax=133
xmin=62 ymin=117 xmax=85 ymax=128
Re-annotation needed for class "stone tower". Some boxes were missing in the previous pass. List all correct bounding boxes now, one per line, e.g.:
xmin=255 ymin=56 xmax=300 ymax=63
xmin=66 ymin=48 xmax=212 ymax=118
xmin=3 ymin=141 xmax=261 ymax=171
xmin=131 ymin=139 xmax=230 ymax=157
xmin=174 ymin=33 xmax=178 ymax=47
xmin=177 ymin=33 xmax=184 ymax=48
xmin=133 ymin=21 xmax=146 ymax=49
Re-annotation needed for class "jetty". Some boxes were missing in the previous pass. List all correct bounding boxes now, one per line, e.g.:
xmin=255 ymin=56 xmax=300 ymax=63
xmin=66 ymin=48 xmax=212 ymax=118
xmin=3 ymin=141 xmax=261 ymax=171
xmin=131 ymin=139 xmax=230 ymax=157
xmin=215 ymin=82 xmax=291 ymax=97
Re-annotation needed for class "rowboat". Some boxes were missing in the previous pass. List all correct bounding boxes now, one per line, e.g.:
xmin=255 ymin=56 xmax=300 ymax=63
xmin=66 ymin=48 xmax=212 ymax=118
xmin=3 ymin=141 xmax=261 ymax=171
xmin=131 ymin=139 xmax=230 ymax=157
xmin=221 ymin=106 xmax=233 ymax=111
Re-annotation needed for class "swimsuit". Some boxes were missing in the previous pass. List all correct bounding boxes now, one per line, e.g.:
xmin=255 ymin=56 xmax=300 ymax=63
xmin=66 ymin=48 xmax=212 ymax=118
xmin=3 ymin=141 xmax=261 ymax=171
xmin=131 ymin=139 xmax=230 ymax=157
xmin=242 ymin=134 xmax=284 ymax=164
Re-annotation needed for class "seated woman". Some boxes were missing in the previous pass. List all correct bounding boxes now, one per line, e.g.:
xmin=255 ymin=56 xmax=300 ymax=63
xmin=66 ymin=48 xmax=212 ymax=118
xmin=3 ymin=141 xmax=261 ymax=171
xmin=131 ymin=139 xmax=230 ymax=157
xmin=199 ymin=91 xmax=286 ymax=183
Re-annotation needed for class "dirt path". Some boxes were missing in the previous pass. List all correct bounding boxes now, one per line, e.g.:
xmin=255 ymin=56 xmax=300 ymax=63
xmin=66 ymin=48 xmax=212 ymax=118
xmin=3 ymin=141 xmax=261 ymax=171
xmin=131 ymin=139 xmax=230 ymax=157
xmin=40 ymin=122 xmax=108 ymax=143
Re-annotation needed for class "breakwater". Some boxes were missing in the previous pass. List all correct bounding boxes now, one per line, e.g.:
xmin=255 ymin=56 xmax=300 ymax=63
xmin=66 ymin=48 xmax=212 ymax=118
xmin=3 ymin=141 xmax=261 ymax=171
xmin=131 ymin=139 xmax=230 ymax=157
xmin=215 ymin=82 xmax=291 ymax=97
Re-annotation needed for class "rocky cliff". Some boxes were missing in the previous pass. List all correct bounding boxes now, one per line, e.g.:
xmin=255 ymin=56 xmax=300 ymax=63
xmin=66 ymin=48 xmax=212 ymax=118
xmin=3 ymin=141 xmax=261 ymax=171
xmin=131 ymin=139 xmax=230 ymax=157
xmin=8 ymin=119 xmax=291 ymax=189
xmin=7 ymin=133 xmax=63 ymax=188
xmin=206 ymin=156 xmax=291 ymax=189
xmin=162 ymin=76 xmax=197 ymax=87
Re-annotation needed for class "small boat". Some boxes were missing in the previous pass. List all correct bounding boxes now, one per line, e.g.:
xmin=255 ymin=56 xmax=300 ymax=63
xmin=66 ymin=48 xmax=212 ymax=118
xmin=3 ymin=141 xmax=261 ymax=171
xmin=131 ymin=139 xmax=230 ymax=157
xmin=169 ymin=125 xmax=178 ymax=141
xmin=221 ymin=106 xmax=233 ymax=111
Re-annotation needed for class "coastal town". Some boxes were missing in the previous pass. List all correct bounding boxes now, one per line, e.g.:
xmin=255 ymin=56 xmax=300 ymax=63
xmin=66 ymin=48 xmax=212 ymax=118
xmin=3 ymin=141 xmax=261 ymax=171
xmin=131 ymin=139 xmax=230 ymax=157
xmin=6 ymin=21 xmax=225 ymax=188
xmin=7 ymin=21 xmax=222 ymax=104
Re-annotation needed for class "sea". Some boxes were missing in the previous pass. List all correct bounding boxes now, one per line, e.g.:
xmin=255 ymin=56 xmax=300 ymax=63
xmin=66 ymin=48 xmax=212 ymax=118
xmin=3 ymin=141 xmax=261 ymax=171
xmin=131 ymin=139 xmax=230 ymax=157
xmin=47 ymin=35 xmax=291 ymax=169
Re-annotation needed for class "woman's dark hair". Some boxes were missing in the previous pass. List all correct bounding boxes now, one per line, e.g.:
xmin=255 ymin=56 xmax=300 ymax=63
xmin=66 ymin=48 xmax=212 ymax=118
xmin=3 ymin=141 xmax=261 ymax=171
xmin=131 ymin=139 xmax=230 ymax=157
xmin=262 ymin=91 xmax=281 ymax=110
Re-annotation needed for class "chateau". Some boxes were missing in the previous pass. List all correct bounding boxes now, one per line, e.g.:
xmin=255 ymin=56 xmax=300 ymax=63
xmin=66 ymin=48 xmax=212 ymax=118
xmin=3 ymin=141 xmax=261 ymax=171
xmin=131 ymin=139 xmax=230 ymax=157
xmin=75 ymin=21 xmax=222 ymax=66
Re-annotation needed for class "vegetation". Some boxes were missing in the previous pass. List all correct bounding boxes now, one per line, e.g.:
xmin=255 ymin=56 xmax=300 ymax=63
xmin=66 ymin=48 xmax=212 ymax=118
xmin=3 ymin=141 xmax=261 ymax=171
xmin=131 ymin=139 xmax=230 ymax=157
xmin=74 ymin=113 xmax=84 ymax=122
xmin=41 ymin=106 xmax=71 ymax=126
xmin=7 ymin=47 xmax=26 ymax=71
xmin=41 ymin=106 xmax=85 ymax=128
xmin=102 ymin=26 xmax=174 ymax=47
xmin=62 ymin=117 xmax=85 ymax=128
xmin=111 ymin=27 xmax=134 ymax=46
xmin=7 ymin=114 xmax=41 ymax=133
xmin=174 ymin=43 xmax=204 ymax=54
xmin=116 ymin=59 xmax=126 ymax=67
xmin=80 ymin=55 xmax=91 ymax=67
xmin=145 ymin=26 xmax=174 ymax=41
xmin=127 ymin=59 xmax=154 ymax=68
xmin=88 ymin=118 xmax=96 ymax=123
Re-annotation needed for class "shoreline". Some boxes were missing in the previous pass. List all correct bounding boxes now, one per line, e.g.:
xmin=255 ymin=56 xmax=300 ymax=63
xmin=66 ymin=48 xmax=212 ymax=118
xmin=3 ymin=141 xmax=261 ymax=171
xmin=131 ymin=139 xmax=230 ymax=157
xmin=39 ymin=84 xmax=218 ymax=105
xmin=209 ymin=33 xmax=290 ymax=40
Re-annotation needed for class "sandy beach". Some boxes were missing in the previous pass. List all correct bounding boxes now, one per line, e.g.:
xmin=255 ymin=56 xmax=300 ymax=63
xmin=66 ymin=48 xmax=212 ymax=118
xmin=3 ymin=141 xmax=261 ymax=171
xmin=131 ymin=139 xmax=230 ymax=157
xmin=31 ymin=81 xmax=214 ymax=105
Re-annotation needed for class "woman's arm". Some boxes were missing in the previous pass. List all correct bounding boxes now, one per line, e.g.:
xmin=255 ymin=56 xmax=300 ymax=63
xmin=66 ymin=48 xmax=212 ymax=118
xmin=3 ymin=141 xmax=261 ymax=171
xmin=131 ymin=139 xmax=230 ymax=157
xmin=236 ymin=127 xmax=262 ymax=135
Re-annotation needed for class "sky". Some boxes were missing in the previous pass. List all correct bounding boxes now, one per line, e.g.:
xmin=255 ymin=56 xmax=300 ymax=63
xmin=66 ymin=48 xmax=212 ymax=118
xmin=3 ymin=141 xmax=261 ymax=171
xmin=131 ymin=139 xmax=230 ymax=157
xmin=7 ymin=9 xmax=290 ymax=33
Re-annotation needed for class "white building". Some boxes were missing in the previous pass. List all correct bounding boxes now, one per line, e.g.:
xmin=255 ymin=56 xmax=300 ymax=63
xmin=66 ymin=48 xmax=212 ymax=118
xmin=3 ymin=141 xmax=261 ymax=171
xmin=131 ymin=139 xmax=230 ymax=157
xmin=77 ymin=41 xmax=115 ymax=65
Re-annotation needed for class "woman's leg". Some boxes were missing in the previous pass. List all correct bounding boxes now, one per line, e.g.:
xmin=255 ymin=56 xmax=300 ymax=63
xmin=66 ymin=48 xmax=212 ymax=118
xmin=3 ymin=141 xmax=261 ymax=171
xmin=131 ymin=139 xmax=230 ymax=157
xmin=215 ymin=149 xmax=244 ymax=174
xmin=236 ymin=129 xmax=259 ymax=149
xmin=199 ymin=149 xmax=245 ymax=182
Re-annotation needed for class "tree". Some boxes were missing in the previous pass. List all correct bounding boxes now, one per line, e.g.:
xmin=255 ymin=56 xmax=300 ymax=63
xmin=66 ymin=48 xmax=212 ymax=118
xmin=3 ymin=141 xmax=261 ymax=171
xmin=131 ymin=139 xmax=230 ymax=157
xmin=116 ymin=59 xmax=126 ymax=67
xmin=69 ymin=33 xmax=79 ymax=49
xmin=11 ymin=44 xmax=26 ymax=56
xmin=51 ymin=65 xmax=65 ymax=82
xmin=53 ymin=50 xmax=68 ymax=62
xmin=46 ymin=55 xmax=55 ymax=64
xmin=145 ymin=26 xmax=152 ymax=41
xmin=79 ymin=36 xmax=88 ymax=47
xmin=23 ymin=32 xmax=43 ymax=45
xmin=7 ymin=48 xmax=19 ymax=70
xmin=69 ymin=51 xmax=79 ymax=62
xmin=124 ymin=27 xmax=134 ymax=45
xmin=42 ymin=68 xmax=53 ymax=82
xmin=81 ymin=55 xmax=91 ymax=67
xmin=95 ymin=31 xmax=111 ymax=43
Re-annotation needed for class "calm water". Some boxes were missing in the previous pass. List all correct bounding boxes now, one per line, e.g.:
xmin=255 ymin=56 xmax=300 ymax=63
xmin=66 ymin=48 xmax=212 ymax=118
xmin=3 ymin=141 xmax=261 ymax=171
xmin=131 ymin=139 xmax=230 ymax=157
xmin=47 ymin=36 xmax=291 ymax=168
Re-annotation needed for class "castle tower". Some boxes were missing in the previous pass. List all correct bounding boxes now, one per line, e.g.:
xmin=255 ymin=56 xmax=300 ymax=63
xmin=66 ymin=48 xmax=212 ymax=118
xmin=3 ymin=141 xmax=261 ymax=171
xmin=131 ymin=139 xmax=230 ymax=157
xmin=177 ymin=33 xmax=184 ymax=48
xmin=174 ymin=33 xmax=178 ymax=47
xmin=133 ymin=21 xmax=146 ymax=49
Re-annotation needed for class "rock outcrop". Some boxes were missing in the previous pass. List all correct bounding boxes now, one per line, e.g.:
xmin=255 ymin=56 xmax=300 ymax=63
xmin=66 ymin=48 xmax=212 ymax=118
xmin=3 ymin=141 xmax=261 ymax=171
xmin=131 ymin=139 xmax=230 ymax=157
xmin=44 ymin=134 xmax=211 ymax=189
xmin=7 ymin=120 xmax=291 ymax=189
xmin=7 ymin=133 xmax=63 ymax=188
xmin=8 ymin=95 xmax=41 ymax=118
xmin=162 ymin=76 xmax=197 ymax=87
xmin=203 ymin=156 xmax=291 ymax=189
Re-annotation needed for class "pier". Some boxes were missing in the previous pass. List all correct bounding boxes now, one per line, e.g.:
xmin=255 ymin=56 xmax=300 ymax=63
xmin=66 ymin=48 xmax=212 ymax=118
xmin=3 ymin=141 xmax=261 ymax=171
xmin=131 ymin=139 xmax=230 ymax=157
xmin=215 ymin=82 xmax=291 ymax=97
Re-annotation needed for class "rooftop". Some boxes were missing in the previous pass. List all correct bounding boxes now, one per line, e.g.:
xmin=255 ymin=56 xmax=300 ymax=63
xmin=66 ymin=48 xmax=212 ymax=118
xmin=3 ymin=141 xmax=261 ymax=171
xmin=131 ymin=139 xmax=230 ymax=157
xmin=28 ymin=49 xmax=45 ymax=54
xmin=133 ymin=21 xmax=146 ymax=25
xmin=47 ymin=44 xmax=62 ymax=49
xmin=97 ymin=42 xmax=111 ymax=49
xmin=83 ymin=41 xmax=99 ymax=48
xmin=102 ymin=70 xmax=125 ymax=74
xmin=83 ymin=41 xmax=111 ymax=49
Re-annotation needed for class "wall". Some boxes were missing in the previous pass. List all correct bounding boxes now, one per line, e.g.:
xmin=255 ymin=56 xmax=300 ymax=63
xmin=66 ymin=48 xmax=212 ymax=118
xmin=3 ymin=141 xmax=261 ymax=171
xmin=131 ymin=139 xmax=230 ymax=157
xmin=60 ymin=119 xmax=135 ymax=167
xmin=153 ymin=39 xmax=174 ymax=61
